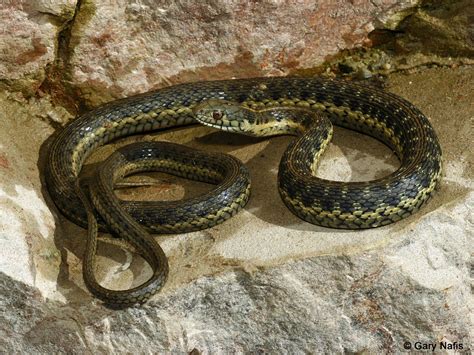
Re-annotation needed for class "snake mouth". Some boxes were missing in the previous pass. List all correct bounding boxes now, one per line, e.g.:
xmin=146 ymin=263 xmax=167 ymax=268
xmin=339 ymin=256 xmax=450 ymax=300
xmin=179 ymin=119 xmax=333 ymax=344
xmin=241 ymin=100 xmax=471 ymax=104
xmin=193 ymin=99 xmax=250 ymax=133
xmin=196 ymin=115 xmax=245 ymax=132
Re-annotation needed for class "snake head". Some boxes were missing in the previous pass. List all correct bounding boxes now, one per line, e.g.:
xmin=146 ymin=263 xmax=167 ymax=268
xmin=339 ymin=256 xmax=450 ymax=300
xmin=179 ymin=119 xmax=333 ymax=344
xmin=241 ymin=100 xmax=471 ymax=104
xmin=193 ymin=99 xmax=256 ymax=135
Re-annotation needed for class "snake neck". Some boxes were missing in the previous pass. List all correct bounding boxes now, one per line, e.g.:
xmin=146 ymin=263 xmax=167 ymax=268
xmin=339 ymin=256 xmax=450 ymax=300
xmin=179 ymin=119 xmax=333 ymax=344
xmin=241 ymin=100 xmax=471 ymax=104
xmin=241 ymin=107 xmax=324 ymax=137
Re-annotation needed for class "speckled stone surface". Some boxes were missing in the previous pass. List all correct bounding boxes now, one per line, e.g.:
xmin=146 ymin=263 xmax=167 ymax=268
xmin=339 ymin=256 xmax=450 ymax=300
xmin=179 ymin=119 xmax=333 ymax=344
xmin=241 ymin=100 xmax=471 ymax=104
xmin=0 ymin=0 xmax=77 ymax=94
xmin=1 ymin=0 xmax=422 ymax=103
xmin=0 ymin=66 xmax=472 ymax=352
xmin=1 ymin=1 xmax=474 ymax=352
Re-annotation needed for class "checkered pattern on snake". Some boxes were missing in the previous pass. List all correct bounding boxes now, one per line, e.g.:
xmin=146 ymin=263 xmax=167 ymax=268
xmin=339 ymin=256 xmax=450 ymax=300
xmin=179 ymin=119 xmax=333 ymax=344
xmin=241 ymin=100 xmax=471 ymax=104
xmin=46 ymin=77 xmax=442 ymax=305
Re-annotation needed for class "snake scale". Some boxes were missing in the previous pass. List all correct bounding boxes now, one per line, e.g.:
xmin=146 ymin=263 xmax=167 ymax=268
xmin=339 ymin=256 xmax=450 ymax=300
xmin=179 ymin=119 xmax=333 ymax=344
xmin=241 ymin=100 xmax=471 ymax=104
xmin=46 ymin=77 xmax=442 ymax=305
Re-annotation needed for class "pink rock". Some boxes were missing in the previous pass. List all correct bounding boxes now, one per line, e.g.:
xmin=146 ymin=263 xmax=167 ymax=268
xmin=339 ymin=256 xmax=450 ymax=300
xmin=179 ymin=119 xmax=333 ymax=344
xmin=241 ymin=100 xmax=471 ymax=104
xmin=0 ymin=1 xmax=76 ymax=94
xmin=69 ymin=0 xmax=418 ymax=106
xmin=0 ymin=1 xmax=419 ymax=101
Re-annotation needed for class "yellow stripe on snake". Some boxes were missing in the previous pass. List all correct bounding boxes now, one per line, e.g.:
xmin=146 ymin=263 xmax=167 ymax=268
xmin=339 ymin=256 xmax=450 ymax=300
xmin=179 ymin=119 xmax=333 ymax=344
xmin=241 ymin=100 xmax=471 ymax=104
xmin=46 ymin=77 xmax=442 ymax=306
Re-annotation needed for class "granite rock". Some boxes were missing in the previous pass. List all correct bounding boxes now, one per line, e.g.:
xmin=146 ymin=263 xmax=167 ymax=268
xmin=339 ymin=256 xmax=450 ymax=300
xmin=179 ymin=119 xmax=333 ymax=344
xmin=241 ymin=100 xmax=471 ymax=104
xmin=0 ymin=0 xmax=472 ymax=352
xmin=0 ymin=66 xmax=472 ymax=352
xmin=0 ymin=0 xmax=77 ymax=95
xmin=1 ymin=192 xmax=472 ymax=352
xmin=1 ymin=0 xmax=422 ymax=105
xmin=67 ymin=0 xmax=420 ymax=106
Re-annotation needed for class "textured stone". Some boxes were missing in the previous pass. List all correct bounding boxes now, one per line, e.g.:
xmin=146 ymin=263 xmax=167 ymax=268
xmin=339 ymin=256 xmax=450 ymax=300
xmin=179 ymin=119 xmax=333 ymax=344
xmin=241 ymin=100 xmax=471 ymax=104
xmin=0 ymin=91 xmax=66 ymax=301
xmin=0 ymin=0 xmax=77 ymax=94
xmin=394 ymin=0 xmax=474 ymax=58
xmin=0 ymin=66 xmax=472 ymax=352
xmin=1 ymin=0 xmax=472 ymax=105
xmin=1 ymin=195 xmax=472 ymax=352
xmin=67 ymin=0 xmax=420 ymax=106
xmin=366 ymin=0 xmax=474 ymax=73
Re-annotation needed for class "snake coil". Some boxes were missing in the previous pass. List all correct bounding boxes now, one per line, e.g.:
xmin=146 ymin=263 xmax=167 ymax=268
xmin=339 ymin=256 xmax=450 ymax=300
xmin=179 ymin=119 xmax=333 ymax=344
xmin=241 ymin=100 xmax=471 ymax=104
xmin=46 ymin=77 xmax=442 ymax=305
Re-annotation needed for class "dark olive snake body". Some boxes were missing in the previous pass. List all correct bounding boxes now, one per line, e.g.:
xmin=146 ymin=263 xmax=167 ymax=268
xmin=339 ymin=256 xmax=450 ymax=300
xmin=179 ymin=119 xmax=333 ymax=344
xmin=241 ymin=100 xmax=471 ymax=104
xmin=46 ymin=77 xmax=442 ymax=305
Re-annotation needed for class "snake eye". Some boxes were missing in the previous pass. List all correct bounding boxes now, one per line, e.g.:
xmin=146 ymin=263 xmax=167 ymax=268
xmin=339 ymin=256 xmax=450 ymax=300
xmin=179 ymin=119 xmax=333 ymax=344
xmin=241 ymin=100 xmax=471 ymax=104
xmin=212 ymin=110 xmax=223 ymax=120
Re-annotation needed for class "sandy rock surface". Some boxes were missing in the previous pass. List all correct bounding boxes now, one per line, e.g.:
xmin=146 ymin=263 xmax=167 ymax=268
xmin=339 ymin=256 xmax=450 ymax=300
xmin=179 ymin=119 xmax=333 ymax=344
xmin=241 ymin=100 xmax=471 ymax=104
xmin=1 ymin=66 xmax=472 ymax=352
xmin=1 ymin=0 xmax=473 ymax=352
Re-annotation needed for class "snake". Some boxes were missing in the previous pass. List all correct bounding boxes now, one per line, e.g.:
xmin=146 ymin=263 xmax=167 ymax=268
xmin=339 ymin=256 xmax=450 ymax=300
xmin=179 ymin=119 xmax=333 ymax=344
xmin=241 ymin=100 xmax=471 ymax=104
xmin=46 ymin=77 xmax=442 ymax=305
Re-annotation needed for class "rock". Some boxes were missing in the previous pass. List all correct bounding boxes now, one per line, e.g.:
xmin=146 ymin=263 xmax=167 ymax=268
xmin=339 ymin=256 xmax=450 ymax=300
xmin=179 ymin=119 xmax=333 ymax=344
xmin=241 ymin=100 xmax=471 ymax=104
xmin=2 ymin=1 xmax=472 ymax=104
xmin=0 ymin=91 xmax=64 ymax=301
xmin=0 ymin=66 xmax=472 ymax=352
xmin=394 ymin=0 xmax=474 ymax=59
xmin=0 ymin=0 xmax=472 ymax=351
xmin=368 ymin=0 xmax=474 ymax=72
xmin=1 ymin=192 xmax=472 ymax=352
xmin=0 ymin=0 xmax=77 ymax=95
xmin=66 ymin=0 xmax=419 ymax=106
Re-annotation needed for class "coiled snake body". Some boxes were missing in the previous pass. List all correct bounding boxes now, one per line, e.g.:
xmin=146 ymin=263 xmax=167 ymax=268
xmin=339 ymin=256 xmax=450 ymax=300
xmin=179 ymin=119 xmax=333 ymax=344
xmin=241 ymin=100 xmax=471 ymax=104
xmin=46 ymin=77 xmax=442 ymax=305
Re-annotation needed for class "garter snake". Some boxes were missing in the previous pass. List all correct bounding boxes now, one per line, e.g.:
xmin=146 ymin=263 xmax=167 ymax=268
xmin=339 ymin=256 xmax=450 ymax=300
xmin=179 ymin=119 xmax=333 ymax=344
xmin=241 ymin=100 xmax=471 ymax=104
xmin=46 ymin=77 xmax=442 ymax=305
